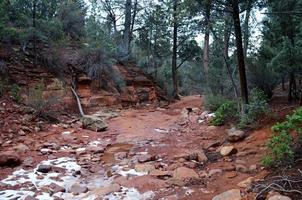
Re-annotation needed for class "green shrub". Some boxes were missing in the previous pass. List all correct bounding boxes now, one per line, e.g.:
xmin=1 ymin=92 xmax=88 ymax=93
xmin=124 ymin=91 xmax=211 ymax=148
xmin=204 ymin=95 xmax=230 ymax=112
xmin=211 ymin=101 xmax=237 ymax=126
xmin=238 ymin=88 xmax=269 ymax=128
xmin=10 ymin=84 xmax=22 ymax=103
xmin=262 ymin=107 xmax=302 ymax=167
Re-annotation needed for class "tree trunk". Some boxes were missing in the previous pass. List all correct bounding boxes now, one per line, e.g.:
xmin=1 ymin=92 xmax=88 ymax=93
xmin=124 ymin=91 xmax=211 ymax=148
xmin=243 ymin=0 xmax=252 ymax=59
xmin=232 ymin=0 xmax=249 ymax=106
xmin=172 ymin=0 xmax=179 ymax=99
xmin=32 ymin=0 xmax=37 ymax=65
xmin=203 ymin=0 xmax=211 ymax=76
xmin=288 ymin=72 xmax=294 ymax=101
xmin=123 ymin=0 xmax=132 ymax=59
xmin=130 ymin=0 xmax=138 ymax=42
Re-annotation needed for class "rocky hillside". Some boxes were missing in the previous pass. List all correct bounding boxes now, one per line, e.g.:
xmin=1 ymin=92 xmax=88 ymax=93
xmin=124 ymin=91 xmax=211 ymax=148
xmin=0 ymin=44 xmax=166 ymax=112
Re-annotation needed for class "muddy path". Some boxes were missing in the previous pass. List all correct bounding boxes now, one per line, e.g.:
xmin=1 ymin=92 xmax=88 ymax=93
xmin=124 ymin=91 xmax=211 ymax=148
xmin=0 ymin=96 xmax=273 ymax=200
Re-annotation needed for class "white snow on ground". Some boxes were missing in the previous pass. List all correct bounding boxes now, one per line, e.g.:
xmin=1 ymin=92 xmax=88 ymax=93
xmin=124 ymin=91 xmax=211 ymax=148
xmin=0 ymin=158 xmax=154 ymax=200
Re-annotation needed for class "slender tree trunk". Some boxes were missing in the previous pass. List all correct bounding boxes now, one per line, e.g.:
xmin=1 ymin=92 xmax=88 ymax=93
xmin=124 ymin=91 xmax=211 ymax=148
xmin=123 ymin=0 xmax=132 ymax=59
xmin=232 ymin=0 xmax=249 ymax=107
xmin=203 ymin=0 xmax=211 ymax=76
xmin=289 ymin=72 xmax=294 ymax=101
xmin=130 ymin=0 xmax=138 ymax=42
xmin=172 ymin=0 xmax=179 ymax=99
xmin=32 ymin=0 xmax=37 ymax=65
xmin=243 ymin=0 xmax=252 ymax=59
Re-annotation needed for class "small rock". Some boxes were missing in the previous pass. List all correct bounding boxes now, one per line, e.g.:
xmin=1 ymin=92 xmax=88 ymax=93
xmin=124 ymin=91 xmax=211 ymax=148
xmin=18 ymin=129 xmax=26 ymax=136
xmin=220 ymin=146 xmax=237 ymax=156
xmin=235 ymin=164 xmax=248 ymax=173
xmin=249 ymin=164 xmax=257 ymax=172
xmin=70 ymin=183 xmax=89 ymax=194
xmin=208 ymin=169 xmax=223 ymax=177
xmin=268 ymin=195 xmax=292 ymax=200
xmin=93 ymin=183 xmax=121 ymax=196
xmin=40 ymin=148 xmax=52 ymax=155
xmin=225 ymin=172 xmax=237 ymax=178
xmin=24 ymin=196 xmax=38 ymax=200
xmin=150 ymin=169 xmax=172 ymax=178
xmin=237 ymin=177 xmax=253 ymax=188
xmin=13 ymin=143 xmax=30 ymax=153
xmin=227 ymin=128 xmax=245 ymax=142
xmin=166 ymin=178 xmax=185 ymax=187
xmin=81 ymin=115 xmax=108 ymax=132
xmin=135 ymin=163 xmax=155 ymax=173
xmin=37 ymin=165 xmax=52 ymax=173
xmin=173 ymin=167 xmax=199 ymax=181
xmin=138 ymin=154 xmax=155 ymax=163
xmin=115 ymin=152 xmax=128 ymax=160
xmin=212 ymin=189 xmax=242 ymax=200
xmin=49 ymin=183 xmax=66 ymax=193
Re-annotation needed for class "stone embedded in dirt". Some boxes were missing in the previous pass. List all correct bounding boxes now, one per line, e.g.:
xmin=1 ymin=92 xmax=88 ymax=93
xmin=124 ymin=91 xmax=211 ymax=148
xmin=225 ymin=171 xmax=237 ymax=179
xmin=208 ymin=169 xmax=223 ymax=177
xmin=18 ymin=129 xmax=26 ymax=136
xmin=235 ymin=164 xmax=248 ymax=173
xmin=138 ymin=154 xmax=155 ymax=163
xmin=268 ymin=195 xmax=292 ymax=200
xmin=70 ymin=183 xmax=89 ymax=194
xmin=114 ymin=152 xmax=128 ymax=160
xmin=93 ymin=183 xmax=121 ymax=196
xmin=173 ymin=167 xmax=199 ymax=181
xmin=205 ymin=141 xmax=221 ymax=150
xmin=166 ymin=178 xmax=185 ymax=187
xmin=249 ymin=164 xmax=258 ymax=172
xmin=40 ymin=148 xmax=52 ymax=155
xmin=13 ymin=143 xmax=30 ymax=153
xmin=149 ymin=169 xmax=172 ymax=178
xmin=0 ymin=151 xmax=22 ymax=167
xmin=49 ymin=182 xmax=66 ymax=193
xmin=227 ymin=128 xmax=246 ymax=142
xmin=81 ymin=115 xmax=108 ymax=132
xmin=37 ymin=164 xmax=52 ymax=173
xmin=237 ymin=177 xmax=254 ymax=188
xmin=24 ymin=196 xmax=38 ymax=200
xmin=220 ymin=146 xmax=238 ymax=156
xmin=212 ymin=189 xmax=242 ymax=200
xmin=135 ymin=163 xmax=155 ymax=173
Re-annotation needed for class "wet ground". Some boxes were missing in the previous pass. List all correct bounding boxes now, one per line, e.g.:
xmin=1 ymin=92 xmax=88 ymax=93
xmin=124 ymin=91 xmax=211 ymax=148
xmin=0 ymin=96 xmax=277 ymax=199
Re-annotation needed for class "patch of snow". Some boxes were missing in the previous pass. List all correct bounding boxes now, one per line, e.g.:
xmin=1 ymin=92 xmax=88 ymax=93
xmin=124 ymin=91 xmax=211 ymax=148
xmin=62 ymin=131 xmax=71 ymax=135
xmin=113 ymin=166 xmax=147 ymax=177
xmin=76 ymin=147 xmax=86 ymax=152
xmin=0 ymin=157 xmax=81 ymax=200
xmin=88 ymin=141 xmax=101 ymax=147
xmin=105 ymin=187 xmax=154 ymax=200
xmin=154 ymin=128 xmax=169 ymax=133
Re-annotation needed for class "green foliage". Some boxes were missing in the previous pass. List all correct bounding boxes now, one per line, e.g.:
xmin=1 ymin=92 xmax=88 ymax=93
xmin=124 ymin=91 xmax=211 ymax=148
xmin=10 ymin=84 xmax=22 ymax=103
xmin=211 ymin=101 xmax=236 ymax=126
xmin=204 ymin=95 xmax=230 ymax=112
xmin=238 ymin=88 xmax=269 ymax=128
xmin=263 ymin=107 xmax=302 ymax=167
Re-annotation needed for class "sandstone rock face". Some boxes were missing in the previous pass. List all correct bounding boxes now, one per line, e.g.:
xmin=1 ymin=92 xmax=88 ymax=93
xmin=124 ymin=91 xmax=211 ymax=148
xmin=81 ymin=115 xmax=108 ymax=132
xmin=212 ymin=189 xmax=242 ymax=200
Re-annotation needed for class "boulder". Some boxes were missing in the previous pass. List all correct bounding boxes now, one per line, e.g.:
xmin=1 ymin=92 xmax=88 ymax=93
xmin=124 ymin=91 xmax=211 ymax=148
xmin=81 ymin=115 xmax=108 ymax=132
xmin=70 ymin=183 xmax=89 ymax=194
xmin=13 ymin=143 xmax=30 ymax=153
xmin=212 ymin=189 xmax=242 ymax=200
xmin=220 ymin=146 xmax=237 ymax=156
xmin=173 ymin=167 xmax=199 ymax=181
xmin=49 ymin=182 xmax=66 ymax=193
xmin=237 ymin=177 xmax=254 ymax=188
xmin=93 ymin=183 xmax=121 ymax=196
xmin=0 ymin=151 xmax=22 ymax=167
xmin=227 ymin=128 xmax=245 ymax=142
xmin=138 ymin=154 xmax=155 ymax=163
xmin=37 ymin=165 xmax=52 ymax=173
xmin=268 ymin=195 xmax=292 ymax=200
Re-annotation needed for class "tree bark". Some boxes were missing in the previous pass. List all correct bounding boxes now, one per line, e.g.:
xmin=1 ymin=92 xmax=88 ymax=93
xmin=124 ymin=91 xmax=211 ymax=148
xmin=232 ymin=0 xmax=249 ymax=106
xmin=172 ymin=0 xmax=179 ymax=99
xmin=243 ymin=0 xmax=252 ymax=59
xmin=32 ymin=0 xmax=37 ymax=65
xmin=203 ymin=0 xmax=211 ymax=76
xmin=123 ymin=0 xmax=132 ymax=59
